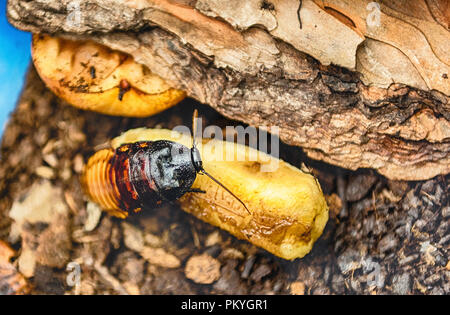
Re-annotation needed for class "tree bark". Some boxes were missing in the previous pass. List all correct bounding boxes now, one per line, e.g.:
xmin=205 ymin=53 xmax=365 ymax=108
xmin=6 ymin=0 xmax=450 ymax=180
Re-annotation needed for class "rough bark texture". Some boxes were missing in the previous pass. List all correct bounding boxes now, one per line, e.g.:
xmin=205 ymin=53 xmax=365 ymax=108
xmin=6 ymin=0 xmax=450 ymax=180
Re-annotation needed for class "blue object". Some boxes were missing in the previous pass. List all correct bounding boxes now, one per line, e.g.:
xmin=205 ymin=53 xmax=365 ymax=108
xmin=0 ymin=1 xmax=31 ymax=138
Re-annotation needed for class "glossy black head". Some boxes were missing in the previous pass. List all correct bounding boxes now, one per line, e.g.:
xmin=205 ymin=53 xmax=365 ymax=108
xmin=148 ymin=109 xmax=249 ymax=213
xmin=149 ymin=140 xmax=197 ymax=201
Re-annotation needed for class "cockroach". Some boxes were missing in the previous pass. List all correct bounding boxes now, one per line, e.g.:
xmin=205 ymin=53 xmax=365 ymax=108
xmin=118 ymin=79 xmax=130 ymax=101
xmin=89 ymin=66 xmax=96 ymax=79
xmin=82 ymin=110 xmax=249 ymax=218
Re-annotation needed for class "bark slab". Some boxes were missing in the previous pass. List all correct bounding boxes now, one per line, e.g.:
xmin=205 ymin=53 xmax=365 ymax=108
xmin=7 ymin=0 xmax=450 ymax=180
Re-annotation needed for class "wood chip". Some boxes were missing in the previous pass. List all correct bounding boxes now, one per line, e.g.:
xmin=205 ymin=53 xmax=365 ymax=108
xmin=123 ymin=282 xmax=140 ymax=295
xmin=0 ymin=240 xmax=30 ymax=295
xmin=185 ymin=253 xmax=221 ymax=284
xmin=141 ymin=247 xmax=181 ymax=269
xmin=221 ymin=248 xmax=244 ymax=260
xmin=64 ymin=191 xmax=79 ymax=214
xmin=94 ymin=263 xmax=128 ymax=295
xmin=42 ymin=153 xmax=58 ymax=167
xmin=84 ymin=202 xmax=102 ymax=232
xmin=9 ymin=181 xmax=71 ymax=277
xmin=205 ymin=231 xmax=222 ymax=247
xmin=73 ymin=154 xmax=85 ymax=174
xmin=290 ymin=281 xmax=305 ymax=295
xmin=122 ymin=222 xmax=145 ymax=253
xmin=35 ymin=166 xmax=55 ymax=179
xmin=144 ymin=233 xmax=162 ymax=247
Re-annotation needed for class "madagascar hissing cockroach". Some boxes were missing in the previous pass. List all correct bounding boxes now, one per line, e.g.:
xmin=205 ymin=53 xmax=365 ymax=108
xmin=82 ymin=110 xmax=249 ymax=218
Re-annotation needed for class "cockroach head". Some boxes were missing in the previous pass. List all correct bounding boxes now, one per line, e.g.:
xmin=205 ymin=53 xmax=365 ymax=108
xmin=189 ymin=109 xmax=250 ymax=214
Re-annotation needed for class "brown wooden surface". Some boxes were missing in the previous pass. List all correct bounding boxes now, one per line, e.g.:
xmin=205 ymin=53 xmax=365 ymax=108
xmin=6 ymin=0 xmax=450 ymax=180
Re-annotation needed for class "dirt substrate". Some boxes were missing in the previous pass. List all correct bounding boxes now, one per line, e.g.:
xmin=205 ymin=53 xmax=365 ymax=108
xmin=0 ymin=66 xmax=448 ymax=295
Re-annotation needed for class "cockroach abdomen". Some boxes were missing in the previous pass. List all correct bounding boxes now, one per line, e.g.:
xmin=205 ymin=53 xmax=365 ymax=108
xmin=82 ymin=142 xmax=173 ymax=218
xmin=110 ymin=142 xmax=163 ymax=213
xmin=82 ymin=148 xmax=128 ymax=218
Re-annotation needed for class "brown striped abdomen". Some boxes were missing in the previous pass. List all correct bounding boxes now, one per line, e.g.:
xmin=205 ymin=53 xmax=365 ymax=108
xmin=82 ymin=142 xmax=172 ymax=218
xmin=81 ymin=148 xmax=128 ymax=218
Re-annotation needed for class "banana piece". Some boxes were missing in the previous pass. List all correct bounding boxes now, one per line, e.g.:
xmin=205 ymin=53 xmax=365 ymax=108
xmin=31 ymin=34 xmax=185 ymax=117
xmin=105 ymin=128 xmax=329 ymax=260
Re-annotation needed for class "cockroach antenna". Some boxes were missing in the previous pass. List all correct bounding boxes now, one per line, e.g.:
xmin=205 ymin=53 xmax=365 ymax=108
xmin=190 ymin=110 xmax=251 ymax=214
